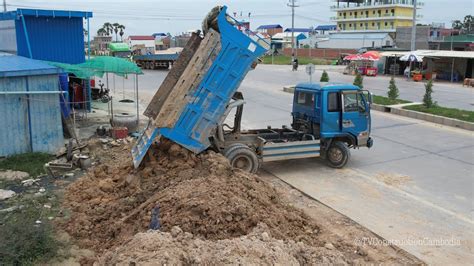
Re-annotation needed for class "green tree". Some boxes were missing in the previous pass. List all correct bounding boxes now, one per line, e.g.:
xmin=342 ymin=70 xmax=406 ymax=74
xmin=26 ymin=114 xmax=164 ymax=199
xmin=452 ymin=15 xmax=473 ymax=33
xmin=97 ymin=28 xmax=107 ymax=36
xmin=423 ymin=79 xmax=435 ymax=108
xmin=102 ymin=22 xmax=113 ymax=36
xmin=112 ymin=23 xmax=120 ymax=42
xmin=118 ymin=25 xmax=126 ymax=41
xmin=320 ymin=70 xmax=329 ymax=82
xmin=353 ymin=72 xmax=364 ymax=89
xmin=387 ymin=76 xmax=399 ymax=100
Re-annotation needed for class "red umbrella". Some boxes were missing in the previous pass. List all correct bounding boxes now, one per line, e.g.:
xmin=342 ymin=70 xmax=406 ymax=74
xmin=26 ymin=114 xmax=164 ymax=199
xmin=360 ymin=51 xmax=381 ymax=61
xmin=343 ymin=54 xmax=361 ymax=61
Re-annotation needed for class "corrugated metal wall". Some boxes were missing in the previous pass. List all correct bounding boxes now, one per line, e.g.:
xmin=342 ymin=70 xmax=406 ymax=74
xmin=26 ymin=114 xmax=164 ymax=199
xmin=27 ymin=75 xmax=64 ymax=152
xmin=15 ymin=16 xmax=86 ymax=64
xmin=0 ymin=74 xmax=64 ymax=157
xmin=0 ymin=76 xmax=30 ymax=156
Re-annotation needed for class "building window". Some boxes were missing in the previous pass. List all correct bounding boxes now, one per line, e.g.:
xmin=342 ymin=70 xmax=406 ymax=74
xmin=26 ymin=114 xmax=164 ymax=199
xmin=360 ymin=23 xmax=363 ymax=27
xmin=372 ymin=22 xmax=375 ymax=26
xmin=366 ymin=11 xmax=369 ymax=17
xmin=349 ymin=12 xmax=352 ymax=16
xmin=391 ymin=9 xmax=395 ymax=13
xmin=339 ymin=12 xmax=342 ymax=16
xmin=373 ymin=11 xmax=375 ymax=14
xmin=385 ymin=22 xmax=388 ymax=26
xmin=385 ymin=9 xmax=388 ymax=13
xmin=349 ymin=23 xmax=352 ymax=28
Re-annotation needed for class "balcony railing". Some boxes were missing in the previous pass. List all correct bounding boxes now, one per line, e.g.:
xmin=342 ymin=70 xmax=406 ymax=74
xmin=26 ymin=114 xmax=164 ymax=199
xmin=330 ymin=1 xmax=424 ymax=10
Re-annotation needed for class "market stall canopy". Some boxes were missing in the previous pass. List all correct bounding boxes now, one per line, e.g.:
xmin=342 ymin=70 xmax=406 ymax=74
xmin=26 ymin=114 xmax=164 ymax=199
xmin=380 ymin=50 xmax=474 ymax=59
xmin=400 ymin=53 xmax=423 ymax=62
xmin=81 ymin=56 xmax=143 ymax=77
xmin=46 ymin=56 xmax=143 ymax=78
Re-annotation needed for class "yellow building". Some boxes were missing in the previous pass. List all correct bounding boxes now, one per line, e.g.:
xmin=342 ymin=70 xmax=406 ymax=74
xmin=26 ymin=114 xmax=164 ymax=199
xmin=331 ymin=0 xmax=421 ymax=33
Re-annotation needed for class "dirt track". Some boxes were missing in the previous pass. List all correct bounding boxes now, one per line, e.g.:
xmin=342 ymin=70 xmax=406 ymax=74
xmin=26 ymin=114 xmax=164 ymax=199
xmin=60 ymin=138 xmax=423 ymax=264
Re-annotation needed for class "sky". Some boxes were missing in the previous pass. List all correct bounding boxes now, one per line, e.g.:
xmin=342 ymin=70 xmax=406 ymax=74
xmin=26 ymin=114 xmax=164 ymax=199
xmin=5 ymin=0 xmax=474 ymax=37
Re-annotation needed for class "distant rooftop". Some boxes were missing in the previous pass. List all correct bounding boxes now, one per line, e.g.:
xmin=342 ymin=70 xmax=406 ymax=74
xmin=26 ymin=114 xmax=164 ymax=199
xmin=152 ymin=33 xmax=167 ymax=37
xmin=285 ymin=28 xmax=312 ymax=33
xmin=315 ymin=25 xmax=337 ymax=31
xmin=257 ymin=24 xmax=283 ymax=30
xmin=128 ymin=36 xmax=155 ymax=40
xmin=330 ymin=33 xmax=389 ymax=39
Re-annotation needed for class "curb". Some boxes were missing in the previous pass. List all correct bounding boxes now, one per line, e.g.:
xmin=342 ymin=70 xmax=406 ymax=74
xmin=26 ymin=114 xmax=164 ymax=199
xmin=372 ymin=104 xmax=474 ymax=131
xmin=281 ymin=86 xmax=474 ymax=131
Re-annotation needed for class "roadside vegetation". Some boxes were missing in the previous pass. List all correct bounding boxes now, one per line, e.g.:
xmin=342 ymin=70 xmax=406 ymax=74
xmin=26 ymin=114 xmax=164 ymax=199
xmin=403 ymin=105 xmax=474 ymax=123
xmin=261 ymin=55 xmax=333 ymax=65
xmin=0 ymin=152 xmax=52 ymax=177
xmin=0 ymin=152 xmax=61 ymax=265
xmin=373 ymin=95 xmax=411 ymax=106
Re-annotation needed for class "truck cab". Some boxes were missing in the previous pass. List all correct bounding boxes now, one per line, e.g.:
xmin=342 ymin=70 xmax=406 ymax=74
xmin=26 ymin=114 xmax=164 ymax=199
xmin=292 ymin=83 xmax=373 ymax=167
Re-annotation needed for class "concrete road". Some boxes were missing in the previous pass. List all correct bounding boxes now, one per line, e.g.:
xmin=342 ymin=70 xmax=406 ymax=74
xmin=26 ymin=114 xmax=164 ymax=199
xmin=117 ymin=65 xmax=473 ymax=264
xmin=238 ymin=67 xmax=474 ymax=265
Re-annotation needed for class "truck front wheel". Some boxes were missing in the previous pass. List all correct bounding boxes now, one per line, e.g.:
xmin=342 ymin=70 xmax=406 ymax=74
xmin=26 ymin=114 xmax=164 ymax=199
xmin=225 ymin=146 xmax=259 ymax=173
xmin=326 ymin=141 xmax=350 ymax=168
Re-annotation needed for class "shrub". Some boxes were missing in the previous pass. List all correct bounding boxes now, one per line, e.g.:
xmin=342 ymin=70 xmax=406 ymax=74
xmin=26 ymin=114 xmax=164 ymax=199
xmin=320 ymin=70 xmax=329 ymax=82
xmin=387 ymin=76 xmax=399 ymax=100
xmin=423 ymin=79 xmax=435 ymax=108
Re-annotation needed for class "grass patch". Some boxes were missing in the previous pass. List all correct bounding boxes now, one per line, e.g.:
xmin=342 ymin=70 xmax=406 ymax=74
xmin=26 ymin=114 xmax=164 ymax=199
xmin=403 ymin=105 xmax=474 ymax=123
xmin=261 ymin=55 xmax=333 ymax=65
xmin=0 ymin=193 xmax=60 ymax=265
xmin=0 ymin=153 xmax=53 ymax=177
xmin=373 ymin=95 xmax=412 ymax=106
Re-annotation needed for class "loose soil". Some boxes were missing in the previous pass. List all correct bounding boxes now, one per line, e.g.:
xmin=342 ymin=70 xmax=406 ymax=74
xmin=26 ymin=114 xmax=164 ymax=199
xmin=60 ymin=138 xmax=424 ymax=264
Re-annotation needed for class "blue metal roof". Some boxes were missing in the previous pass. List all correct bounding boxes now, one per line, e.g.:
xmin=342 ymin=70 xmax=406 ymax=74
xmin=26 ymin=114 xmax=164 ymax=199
xmin=257 ymin=24 xmax=283 ymax=30
xmin=0 ymin=8 xmax=92 ymax=20
xmin=296 ymin=82 xmax=359 ymax=91
xmin=315 ymin=25 xmax=337 ymax=31
xmin=152 ymin=33 xmax=167 ymax=37
xmin=0 ymin=54 xmax=61 ymax=78
xmin=285 ymin=28 xmax=311 ymax=33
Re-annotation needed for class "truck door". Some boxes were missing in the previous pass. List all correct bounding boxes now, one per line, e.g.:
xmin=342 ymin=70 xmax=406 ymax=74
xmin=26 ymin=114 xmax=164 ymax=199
xmin=341 ymin=91 xmax=369 ymax=142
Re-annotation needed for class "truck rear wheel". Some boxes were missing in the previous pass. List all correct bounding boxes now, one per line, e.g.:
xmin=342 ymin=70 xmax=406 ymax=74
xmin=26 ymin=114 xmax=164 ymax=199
xmin=225 ymin=146 xmax=259 ymax=173
xmin=326 ymin=141 xmax=350 ymax=168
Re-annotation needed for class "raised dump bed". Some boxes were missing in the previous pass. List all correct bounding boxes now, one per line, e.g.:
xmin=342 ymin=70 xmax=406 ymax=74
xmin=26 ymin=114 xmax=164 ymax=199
xmin=132 ymin=6 xmax=266 ymax=168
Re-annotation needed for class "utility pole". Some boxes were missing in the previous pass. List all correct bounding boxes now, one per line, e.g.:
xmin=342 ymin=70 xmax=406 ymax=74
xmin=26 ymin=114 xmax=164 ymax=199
xmin=3 ymin=0 xmax=7 ymax=12
xmin=410 ymin=0 xmax=417 ymax=51
xmin=287 ymin=0 xmax=298 ymax=59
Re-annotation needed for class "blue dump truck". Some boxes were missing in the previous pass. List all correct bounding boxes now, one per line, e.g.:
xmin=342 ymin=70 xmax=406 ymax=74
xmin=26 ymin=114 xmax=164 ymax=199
xmin=132 ymin=6 xmax=373 ymax=172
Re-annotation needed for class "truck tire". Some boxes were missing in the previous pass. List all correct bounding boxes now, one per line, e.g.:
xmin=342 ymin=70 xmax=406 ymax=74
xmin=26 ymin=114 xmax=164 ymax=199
xmin=225 ymin=146 xmax=259 ymax=173
xmin=222 ymin=143 xmax=248 ymax=158
xmin=326 ymin=141 xmax=350 ymax=168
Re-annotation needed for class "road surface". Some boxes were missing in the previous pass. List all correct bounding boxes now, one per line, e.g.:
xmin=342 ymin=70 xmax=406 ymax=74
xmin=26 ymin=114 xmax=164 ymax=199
xmin=114 ymin=65 xmax=474 ymax=264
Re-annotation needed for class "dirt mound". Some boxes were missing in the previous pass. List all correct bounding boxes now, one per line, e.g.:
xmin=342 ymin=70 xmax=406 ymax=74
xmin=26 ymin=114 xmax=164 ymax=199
xmin=99 ymin=224 xmax=349 ymax=265
xmin=62 ymin=140 xmax=322 ymax=253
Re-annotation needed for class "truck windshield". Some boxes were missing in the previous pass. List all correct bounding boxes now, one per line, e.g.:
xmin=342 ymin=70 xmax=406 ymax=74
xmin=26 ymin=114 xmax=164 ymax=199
xmin=343 ymin=92 xmax=366 ymax=113
xmin=296 ymin=91 xmax=314 ymax=107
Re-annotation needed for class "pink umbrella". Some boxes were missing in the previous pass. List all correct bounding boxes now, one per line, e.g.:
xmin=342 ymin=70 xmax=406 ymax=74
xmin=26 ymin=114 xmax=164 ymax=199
xmin=343 ymin=54 xmax=361 ymax=61
xmin=360 ymin=51 xmax=381 ymax=61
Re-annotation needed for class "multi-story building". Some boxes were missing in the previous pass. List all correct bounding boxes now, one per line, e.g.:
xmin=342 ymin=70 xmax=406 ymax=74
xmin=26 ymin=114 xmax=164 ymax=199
xmin=331 ymin=0 xmax=421 ymax=33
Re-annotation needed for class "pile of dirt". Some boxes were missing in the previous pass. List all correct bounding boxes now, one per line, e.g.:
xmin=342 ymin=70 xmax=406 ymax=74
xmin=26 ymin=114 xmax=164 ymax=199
xmin=62 ymin=140 xmax=327 ymax=254
xmin=99 ymin=224 xmax=348 ymax=265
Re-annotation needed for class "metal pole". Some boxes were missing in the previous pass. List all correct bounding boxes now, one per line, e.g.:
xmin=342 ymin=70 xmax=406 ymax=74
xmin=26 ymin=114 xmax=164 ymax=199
xmin=450 ymin=31 xmax=454 ymax=82
xmin=136 ymin=74 xmax=139 ymax=126
xmin=287 ymin=0 xmax=298 ymax=58
xmin=3 ymin=0 xmax=6 ymax=12
xmin=410 ymin=0 xmax=417 ymax=51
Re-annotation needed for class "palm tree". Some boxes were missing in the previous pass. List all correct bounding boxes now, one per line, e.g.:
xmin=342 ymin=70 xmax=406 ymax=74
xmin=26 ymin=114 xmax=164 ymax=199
xmin=102 ymin=22 xmax=113 ymax=37
xmin=112 ymin=23 xmax=120 ymax=42
xmin=118 ymin=25 xmax=126 ymax=41
xmin=97 ymin=28 xmax=107 ymax=36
